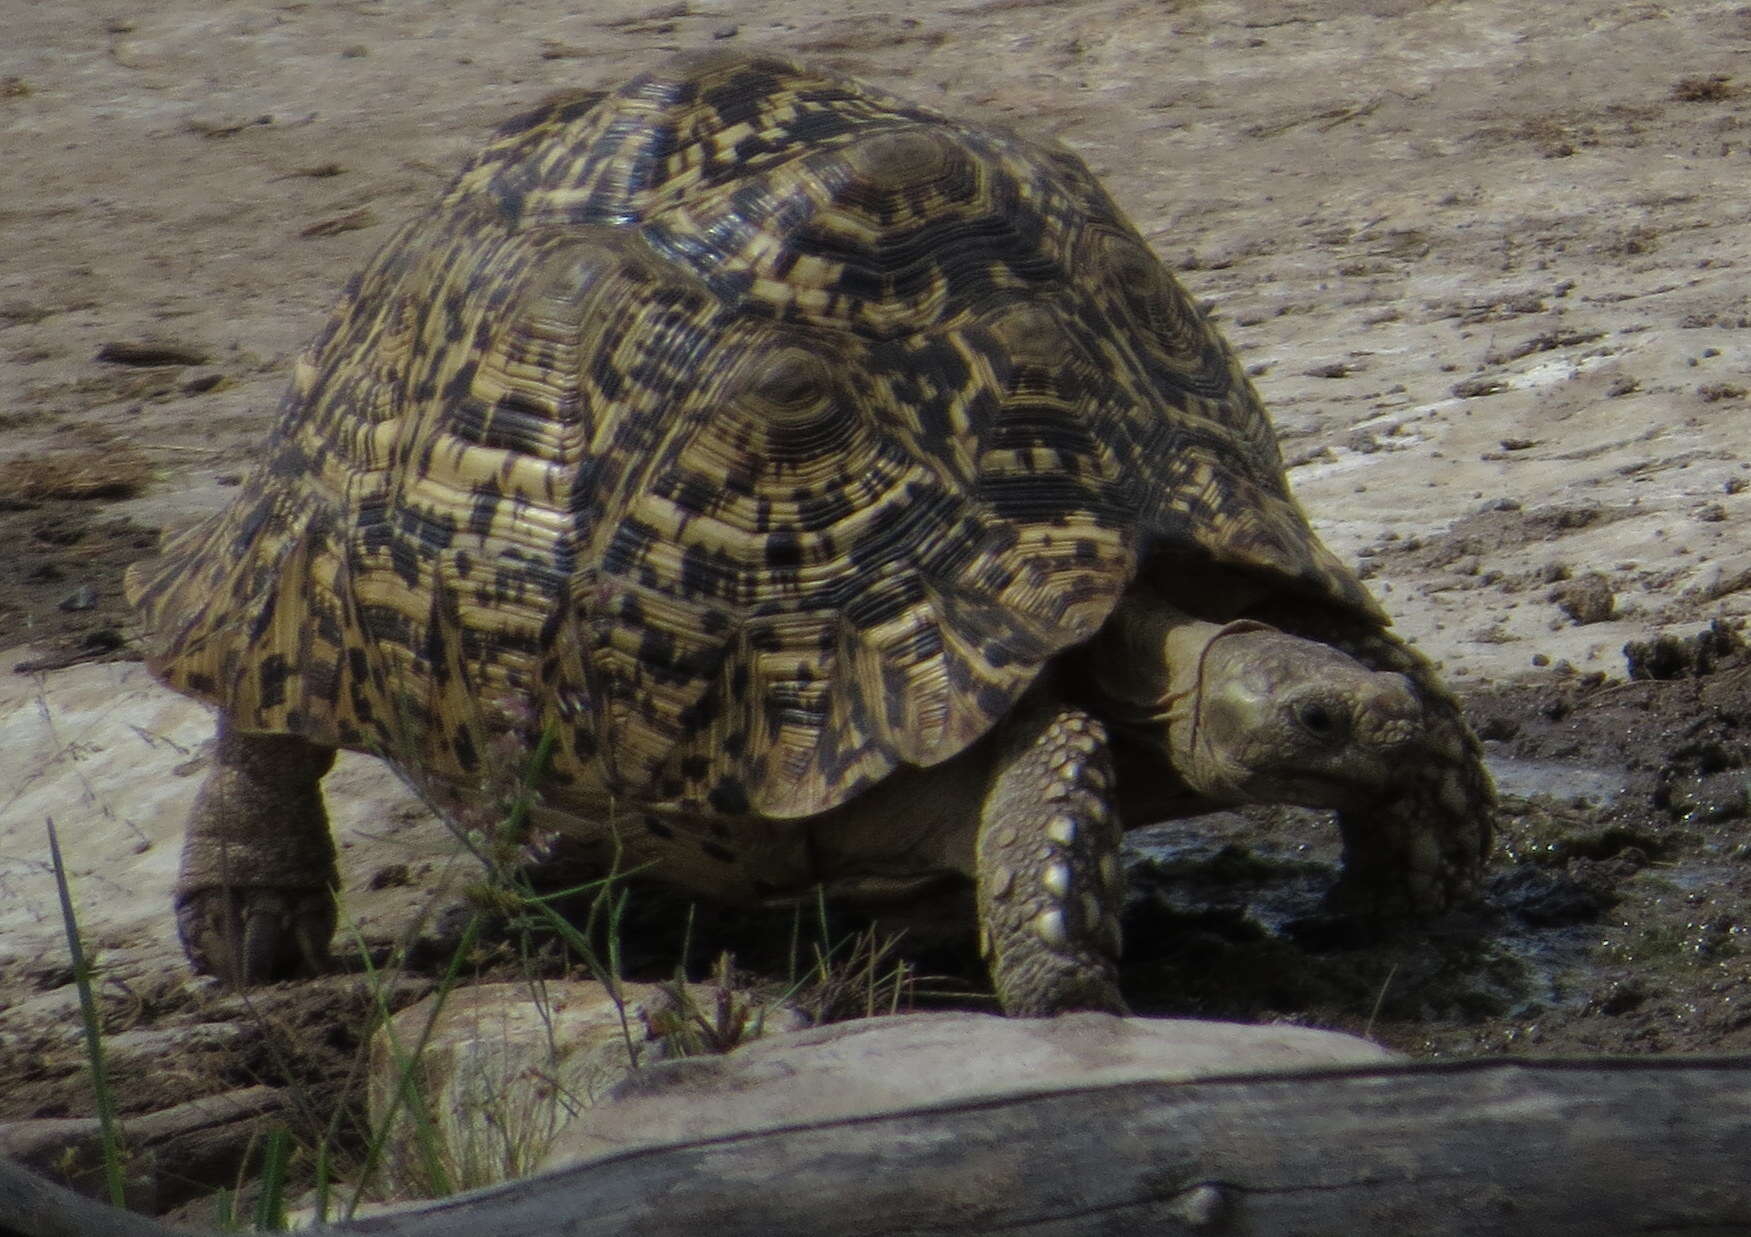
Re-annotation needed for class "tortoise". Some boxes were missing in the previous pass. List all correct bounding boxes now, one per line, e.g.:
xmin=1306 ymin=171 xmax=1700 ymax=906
xmin=126 ymin=51 xmax=1492 ymax=1016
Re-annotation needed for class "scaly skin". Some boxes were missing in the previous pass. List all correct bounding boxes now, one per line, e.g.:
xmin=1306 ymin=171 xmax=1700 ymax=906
xmin=976 ymin=692 xmax=1128 ymax=1016
xmin=1322 ymin=628 xmax=1494 ymax=917
xmin=1096 ymin=608 xmax=1428 ymax=812
xmin=1242 ymin=599 xmax=1495 ymax=917
xmin=176 ymin=715 xmax=339 ymax=985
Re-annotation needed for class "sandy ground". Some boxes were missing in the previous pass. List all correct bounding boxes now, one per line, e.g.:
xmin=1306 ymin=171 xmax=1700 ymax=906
xmin=2 ymin=0 xmax=1750 ymax=1211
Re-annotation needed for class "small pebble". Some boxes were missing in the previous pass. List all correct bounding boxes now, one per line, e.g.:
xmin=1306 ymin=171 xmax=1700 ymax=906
xmin=58 ymin=583 xmax=98 ymax=611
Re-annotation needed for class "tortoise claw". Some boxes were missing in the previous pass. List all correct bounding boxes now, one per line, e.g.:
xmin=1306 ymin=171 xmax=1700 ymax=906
xmin=176 ymin=886 xmax=336 ymax=985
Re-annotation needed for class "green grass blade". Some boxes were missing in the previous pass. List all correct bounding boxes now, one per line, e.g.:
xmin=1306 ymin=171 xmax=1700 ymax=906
xmin=45 ymin=815 xmax=128 ymax=1210
xmin=251 ymin=1125 xmax=292 ymax=1231
xmin=346 ymin=913 xmax=478 ymax=1209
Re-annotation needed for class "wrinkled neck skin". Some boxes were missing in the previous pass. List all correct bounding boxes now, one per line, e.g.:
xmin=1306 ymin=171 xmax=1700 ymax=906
xmin=1088 ymin=590 xmax=1423 ymax=817
xmin=1089 ymin=600 xmax=1272 ymax=801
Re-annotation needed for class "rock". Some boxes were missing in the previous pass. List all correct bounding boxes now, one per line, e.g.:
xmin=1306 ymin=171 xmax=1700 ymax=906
xmin=1624 ymin=619 xmax=1749 ymax=680
xmin=1693 ymin=555 xmax=1751 ymax=601
xmin=0 ymin=658 xmax=458 ymax=982
xmin=1551 ymin=573 xmax=1614 ymax=625
xmin=57 ymin=583 xmax=98 ymax=611
xmin=542 ymin=1011 xmax=1398 ymax=1169
xmin=369 ymin=981 xmax=648 ymax=1196
xmin=0 ymin=1085 xmax=285 ymax=1214
xmin=368 ymin=980 xmax=805 ymax=1196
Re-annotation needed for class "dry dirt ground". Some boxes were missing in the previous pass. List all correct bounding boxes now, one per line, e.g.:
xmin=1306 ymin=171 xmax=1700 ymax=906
xmin=2 ymin=0 xmax=1750 ymax=1217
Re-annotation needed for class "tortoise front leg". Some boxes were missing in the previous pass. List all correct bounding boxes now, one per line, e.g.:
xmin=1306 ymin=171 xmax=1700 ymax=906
xmin=975 ymin=693 xmax=1128 ymax=1017
xmin=176 ymin=713 xmax=339 ymax=984
xmin=1328 ymin=631 xmax=1494 ymax=917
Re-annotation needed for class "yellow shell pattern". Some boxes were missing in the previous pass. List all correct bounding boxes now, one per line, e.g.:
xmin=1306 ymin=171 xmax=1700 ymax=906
xmin=127 ymin=53 xmax=1372 ymax=826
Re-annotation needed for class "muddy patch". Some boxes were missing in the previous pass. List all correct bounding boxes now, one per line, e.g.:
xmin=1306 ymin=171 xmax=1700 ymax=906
xmin=0 ymin=502 xmax=159 ymax=672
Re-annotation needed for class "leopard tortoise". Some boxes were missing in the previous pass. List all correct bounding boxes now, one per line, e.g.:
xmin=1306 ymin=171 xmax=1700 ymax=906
xmin=127 ymin=51 xmax=1492 ymax=1016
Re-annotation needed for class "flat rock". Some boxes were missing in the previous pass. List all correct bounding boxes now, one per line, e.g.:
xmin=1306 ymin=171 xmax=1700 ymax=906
xmin=543 ymin=1011 xmax=1397 ymax=1168
xmin=370 ymin=980 xmax=806 ymax=1195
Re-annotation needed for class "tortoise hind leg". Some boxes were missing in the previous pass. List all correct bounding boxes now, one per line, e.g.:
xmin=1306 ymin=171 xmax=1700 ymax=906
xmin=176 ymin=714 xmax=339 ymax=984
xmin=975 ymin=692 xmax=1128 ymax=1017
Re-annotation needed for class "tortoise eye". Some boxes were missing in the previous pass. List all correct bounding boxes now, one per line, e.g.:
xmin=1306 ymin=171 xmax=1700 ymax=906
xmin=1295 ymin=699 xmax=1348 ymax=741
xmin=746 ymin=348 xmax=832 ymax=420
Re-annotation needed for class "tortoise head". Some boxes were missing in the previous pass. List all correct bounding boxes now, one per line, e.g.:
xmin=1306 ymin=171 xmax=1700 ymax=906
xmin=1094 ymin=598 xmax=1423 ymax=812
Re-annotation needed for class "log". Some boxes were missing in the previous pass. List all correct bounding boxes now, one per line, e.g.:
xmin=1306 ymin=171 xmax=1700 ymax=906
xmin=0 ymin=1084 xmax=286 ymax=1169
xmin=4 ymin=1057 xmax=1751 ymax=1236
xmin=0 ymin=1086 xmax=287 ymax=1216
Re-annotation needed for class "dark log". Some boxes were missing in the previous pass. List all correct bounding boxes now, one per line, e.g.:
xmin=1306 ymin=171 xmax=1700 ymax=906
xmin=0 ymin=1084 xmax=286 ymax=1168
xmin=0 ymin=1086 xmax=287 ymax=1216
xmin=5 ymin=1058 xmax=1751 ymax=1236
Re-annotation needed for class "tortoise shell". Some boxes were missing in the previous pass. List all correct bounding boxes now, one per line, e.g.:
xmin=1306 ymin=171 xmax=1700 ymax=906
xmin=129 ymin=51 xmax=1373 ymax=826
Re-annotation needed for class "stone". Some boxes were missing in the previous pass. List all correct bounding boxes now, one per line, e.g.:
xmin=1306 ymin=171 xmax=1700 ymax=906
xmin=542 ymin=1011 xmax=1398 ymax=1168
xmin=1551 ymin=573 xmax=1615 ymax=625
xmin=369 ymin=979 xmax=805 ymax=1196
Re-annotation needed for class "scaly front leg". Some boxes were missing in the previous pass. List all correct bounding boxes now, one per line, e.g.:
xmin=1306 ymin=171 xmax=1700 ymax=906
xmin=975 ymin=692 xmax=1128 ymax=1017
